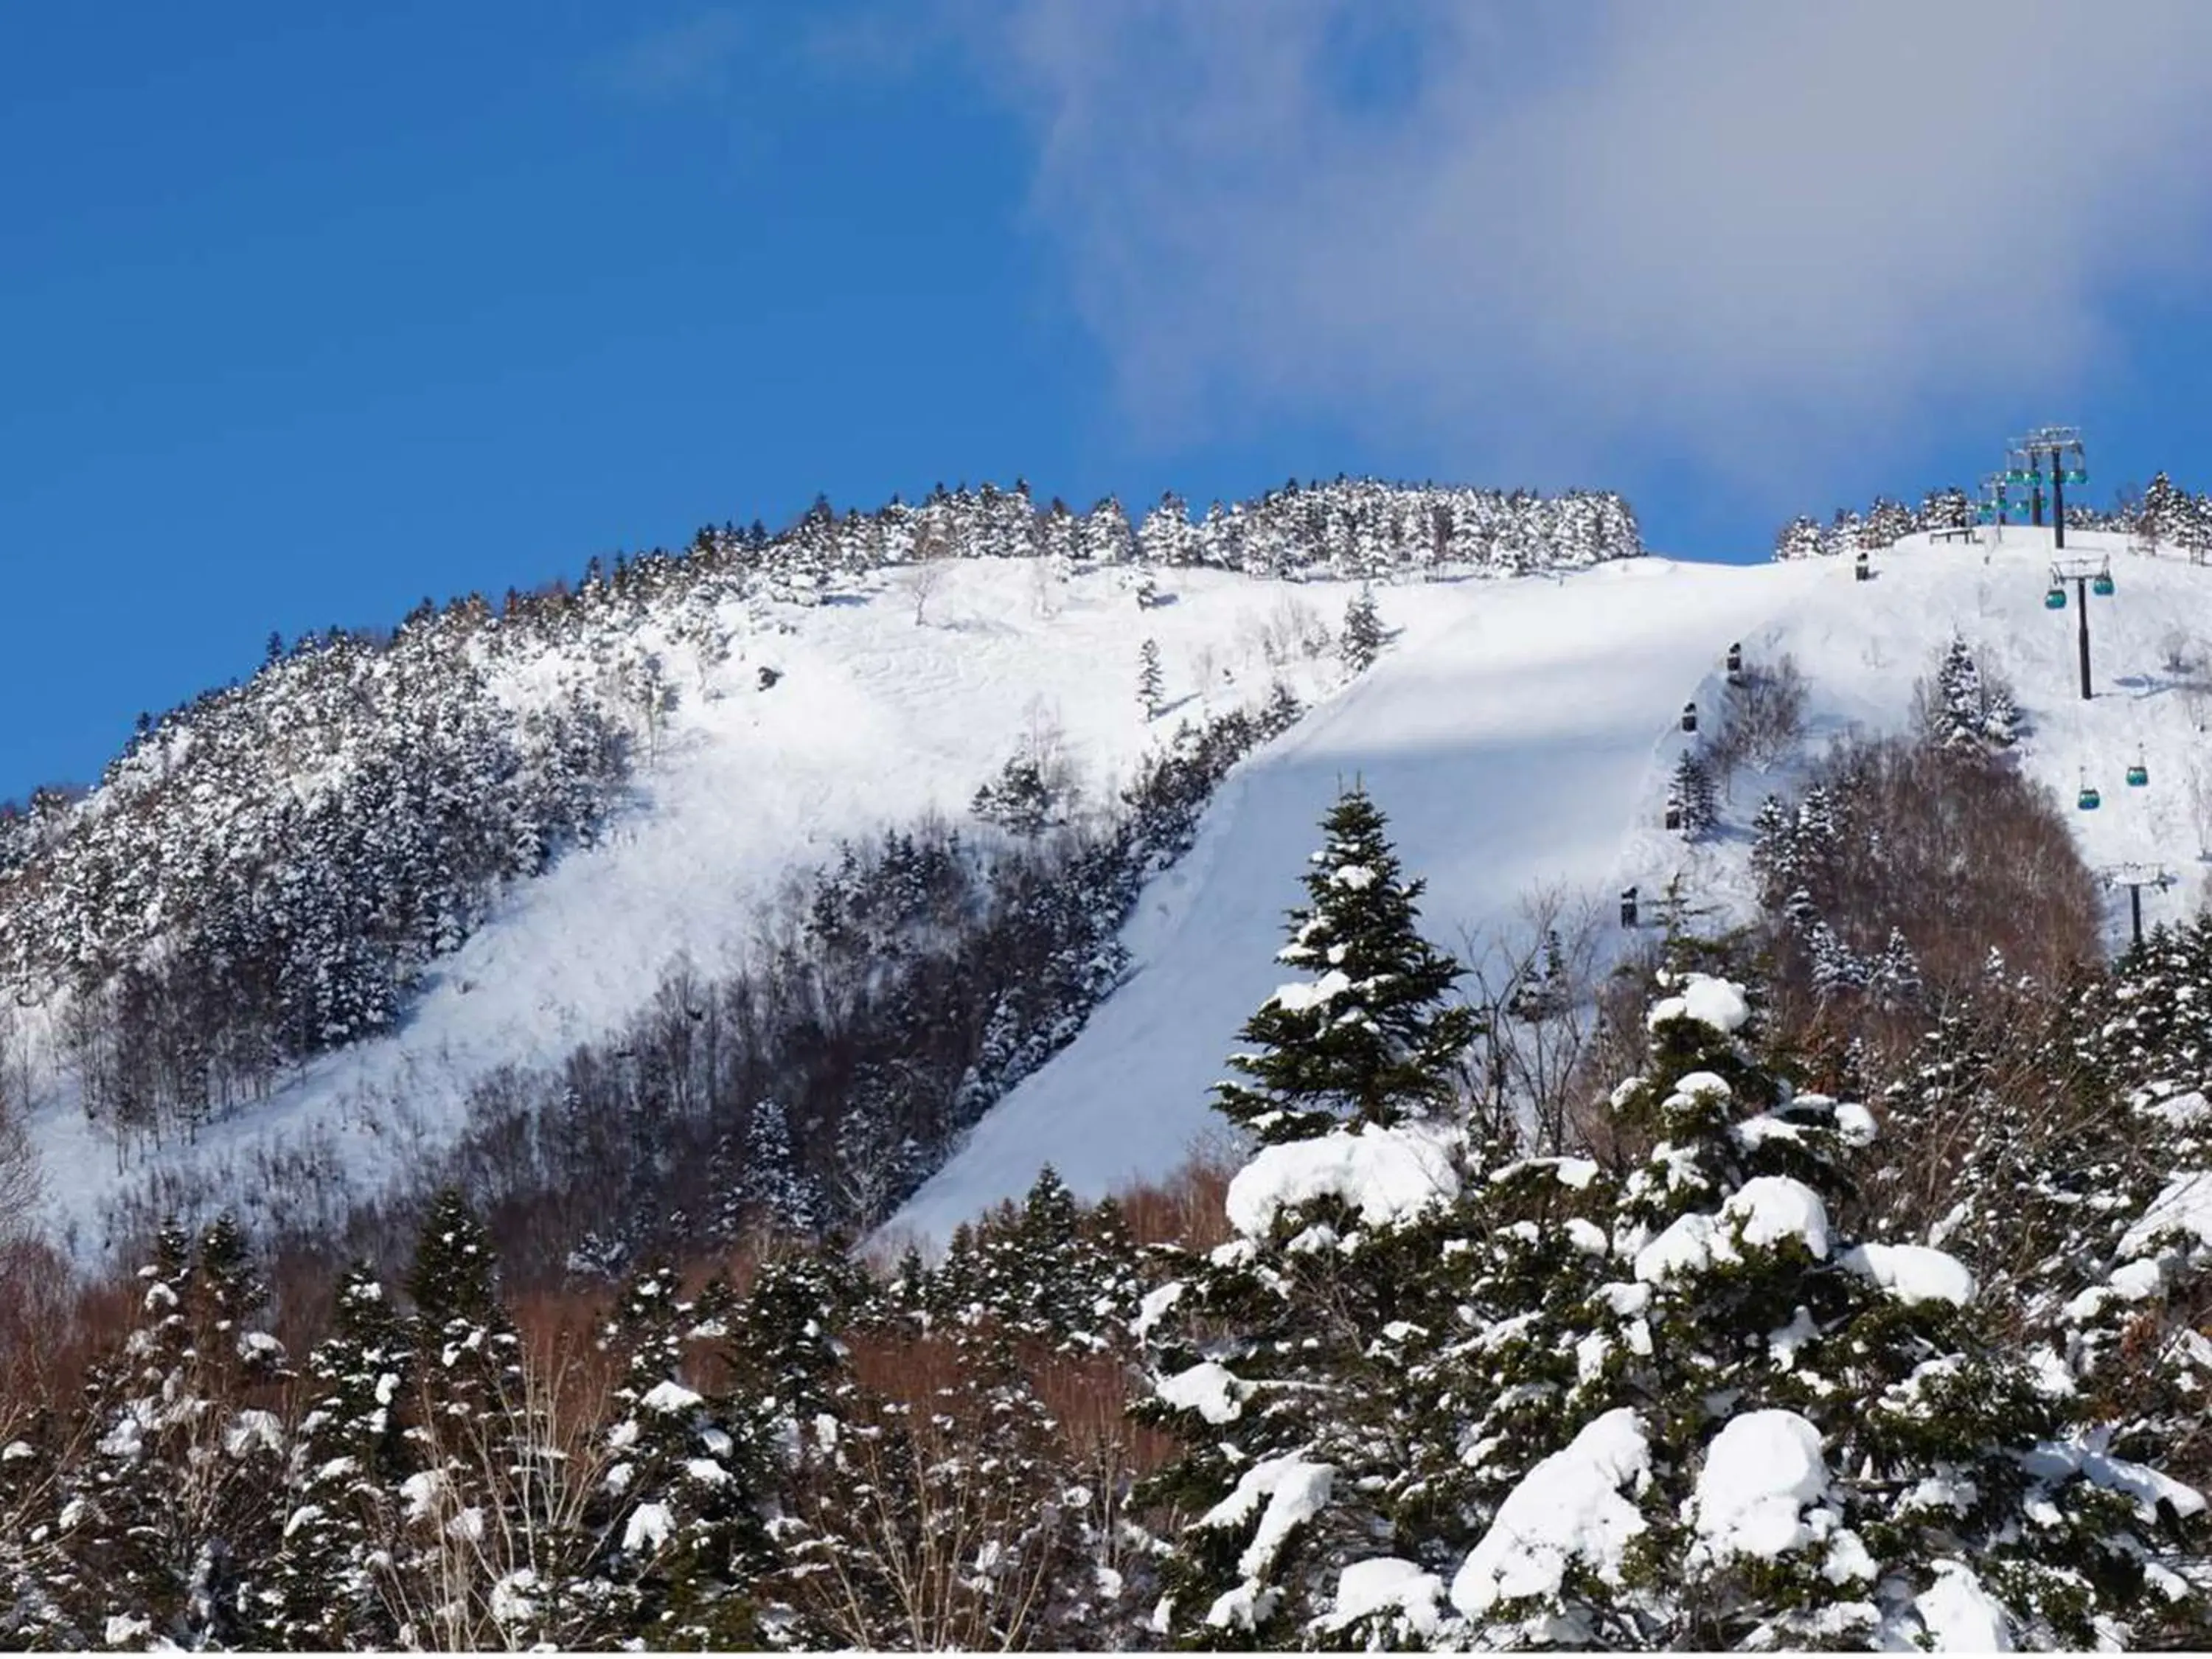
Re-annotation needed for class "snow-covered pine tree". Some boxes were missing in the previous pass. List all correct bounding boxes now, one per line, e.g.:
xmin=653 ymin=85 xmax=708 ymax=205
xmin=389 ymin=1188 xmax=585 ymax=1649
xmin=1865 ymin=495 xmax=1915 ymax=548
xmin=1212 ymin=786 xmax=1478 ymax=1146
xmin=2141 ymin=470 xmax=2183 ymax=544
xmin=1666 ymin=751 xmax=1719 ymax=840
xmin=1917 ymin=485 xmax=1974 ymax=532
xmin=1922 ymin=634 xmax=2021 ymax=754
xmin=1135 ymin=787 xmax=1489 ymax=1644
xmin=1139 ymin=492 xmax=1196 ymax=567
xmin=1444 ymin=973 xmax=2204 ymax=1650
xmin=1340 ymin=587 xmax=1384 ymax=672
xmin=1747 ymin=794 xmax=1792 ymax=897
xmin=1806 ymin=919 xmax=1869 ymax=1001
xmin=928 ymin=1166 xmax=1143 ymax=1353
xmin=1771 ymin=515 xmax=1828 ymax=561
xmin=1868 ymin=925 xmax=1922 ymax=1012
xmin=738 ymin=1096 xmax=820 ymax=1239
xmin=52 ymin=1217 xmax=289 ymax=1649
xmin=2183 ymin=496 xmax=2212 ymax=567
xmin=593 ymin=1262 xmax=765 ymax=1646
xmin=270 ymin=1260 xmax=411 ymax=1649
xmin=1138 ymin=637 xmax=1164 ymax=720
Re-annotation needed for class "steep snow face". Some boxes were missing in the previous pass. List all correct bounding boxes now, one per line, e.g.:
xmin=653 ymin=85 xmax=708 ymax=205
xmin=22 ymin=558 xmax=1358 ymax=1247
xmin=894 ymin=530 xmax=2212 ymax=1242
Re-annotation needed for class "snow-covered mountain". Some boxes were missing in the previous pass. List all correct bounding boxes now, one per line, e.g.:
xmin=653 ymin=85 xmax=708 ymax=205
xmin=2 ymin=479 xmax=1638 ymax=1253
xmin=10 ymin=501 xmax=2210 ymax=1259
xmin=891 ymin=526 xmax=2212 ymax=1240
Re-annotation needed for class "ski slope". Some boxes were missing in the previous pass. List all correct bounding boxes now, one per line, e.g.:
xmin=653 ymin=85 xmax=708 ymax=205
xmin=26 ymin=527 xmax=2212 ymax=1257
xmin=21 ymin=559 xmax=1361 ymax=1251
xmin=889 ymin=529 xmax=2212 ymax=1242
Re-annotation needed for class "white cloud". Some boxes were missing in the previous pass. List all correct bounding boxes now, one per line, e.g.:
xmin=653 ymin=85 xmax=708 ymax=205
xmin=975 ymin=1 xmax=2212 ymax=491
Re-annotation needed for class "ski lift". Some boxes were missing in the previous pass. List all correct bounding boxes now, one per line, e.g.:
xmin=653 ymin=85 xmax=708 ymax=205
xmin=2079 ymin=771 xmax=2101 ymax=812
xmin=1725 ymin=641 xmax=1743 ymax=673
xmin=2093 ymin=570 xmax=2115 ymax=597
xmin=2127 ymin=751 xmax=2149 ymax=788
xmin=1976 ymin=502 xmax=1997 ymax=524
xmin=1680 ymin=702 xmax=1698 ymax=733
xmin=2007 ymin=467 xmax=2035 ymax=485
xmin=2045 ymin=584 xmax=2067 ymax=610
xmin=1664 ymin=803 xmax=1683 ymax=830
xmin=2064 ymin=467 xmax=2088 ymax=486
xmin=1620 ymin=886 xmax=1640 ymax=928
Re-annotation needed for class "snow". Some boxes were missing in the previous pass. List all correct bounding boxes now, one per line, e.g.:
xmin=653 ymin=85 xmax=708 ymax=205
xmin=1725 ymin=1176 xmax=1833 ymax=1256
xmin=1832 ymin=1100 xmax=1879 ymax=1145
xmin=1321 ymin=1557 xmax=1446 ymax=1638
xmin=1690 ymin=1410 xmax=1831 ymax=1562
xmin=1155 ymin=1360 xmax=1253 ymax=1425
xmin=639 ymin=1380 xmax=703 ymax=1415
xmin=1914 ymin=1559 xmax=2013 ymax=1652
xmin=1197 ymin=1455 xmax=1336 ymax=1581
xmin=1840 ymin=1242 xmax=1977 ymax=1307
xmin=2023 ymin=1435 xmax=2207 ymax=1524
xmin=2139 ymin=1088 xmax=2211 ymax=1130
xmin=1450 ymin=1407 xmax=1650 ymax=1618
xmin=2120 ymin=1169 xmax=2212 ymax=1256
xmin=22 ymin=559 xmax=1352 ymax=1248
xmin=902 ymin=532 xmax=2212 ymax=1236
xmin=1634 ymin=1176 xmax=1831 ymax=1282
xmin=33 ymin=530 xmax=2212 ymax=1251
xmin=1132 ymin=1281 xmax=1185 ymax=1340
xmin=1223 ymin=1120 xmax=1461 ymax=1237
xmin=1646 ymin=975 xmax=1751 ymax=1036
xmin=1268 ymin=968 xmax=1352 ymax=1014
xmin=622 ymin=1500 xmax=674 ymax=1554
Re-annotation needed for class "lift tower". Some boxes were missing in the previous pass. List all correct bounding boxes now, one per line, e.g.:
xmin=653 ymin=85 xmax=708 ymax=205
xmin=2009 ymin=427 xmax=2089 ymax=549
xmin=2101 ymin=863 xmax=2177 ymax=949
xmin=2045 ymin=556 xmax=2114 ymax=700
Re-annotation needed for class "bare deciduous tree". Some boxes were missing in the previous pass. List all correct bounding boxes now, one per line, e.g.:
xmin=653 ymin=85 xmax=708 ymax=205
xmin=910 ymin=559 xmax=950 ymax=627
xmin=1708 ymin=653 xmax=1808 ymax=785
xmin=376 ymin=1335 xmax=619 ymax=1650
xmin=2189 ymin=758 xmax=2212 ymax=862
xmin=1458 ymin=885 xmax=1608 ymax=1155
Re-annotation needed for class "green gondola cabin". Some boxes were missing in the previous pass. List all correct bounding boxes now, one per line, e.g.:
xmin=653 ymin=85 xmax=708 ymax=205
xmin=2045 ymin=585 xmax=2067 ymax=610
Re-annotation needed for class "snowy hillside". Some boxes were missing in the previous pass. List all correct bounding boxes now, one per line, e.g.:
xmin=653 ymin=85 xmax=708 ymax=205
xmin=19 ymin=518 xmax=2212 ymax=1257
xmin=20 ymin=559 xmax=1363 ymax=1248
xmin=891 ymin=528 xmax=2212 ymax=1241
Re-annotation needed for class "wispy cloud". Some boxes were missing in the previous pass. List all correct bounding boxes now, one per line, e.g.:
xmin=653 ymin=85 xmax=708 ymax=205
xmin=964 ymin=0 xmax=2212 ymax=495
xmin=599 ymin=10 xmax=751 ymax=102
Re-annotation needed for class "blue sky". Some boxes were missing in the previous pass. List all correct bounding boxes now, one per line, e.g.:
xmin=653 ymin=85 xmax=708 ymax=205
xmin=8 ymin=2 xmax=2212 ymax=802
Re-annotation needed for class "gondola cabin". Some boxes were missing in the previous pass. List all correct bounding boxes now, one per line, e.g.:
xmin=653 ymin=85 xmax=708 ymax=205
xmin=2045 ymin=585 xmax=2067 ymax=610
xmin=2093 ymin=571 xmax=2115 ymax=597
xmin=1680 ymin=702 xmax=1698 ymax=733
